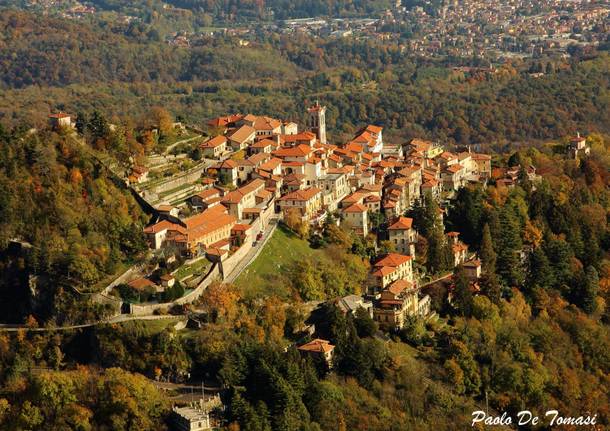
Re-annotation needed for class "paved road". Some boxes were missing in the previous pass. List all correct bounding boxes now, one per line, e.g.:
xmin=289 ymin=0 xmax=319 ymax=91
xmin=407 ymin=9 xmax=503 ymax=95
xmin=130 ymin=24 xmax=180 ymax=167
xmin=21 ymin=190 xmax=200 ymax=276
xmin=223 ymin=218 xmax=279 ymax=284
xmin=0 ymin=314 xmax=185 ymax=333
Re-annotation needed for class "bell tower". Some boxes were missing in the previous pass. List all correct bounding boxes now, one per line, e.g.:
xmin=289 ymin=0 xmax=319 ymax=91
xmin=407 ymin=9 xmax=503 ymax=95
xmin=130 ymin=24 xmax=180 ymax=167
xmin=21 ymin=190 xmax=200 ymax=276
xmin=307 ymin=101 xmax=326 ymax=145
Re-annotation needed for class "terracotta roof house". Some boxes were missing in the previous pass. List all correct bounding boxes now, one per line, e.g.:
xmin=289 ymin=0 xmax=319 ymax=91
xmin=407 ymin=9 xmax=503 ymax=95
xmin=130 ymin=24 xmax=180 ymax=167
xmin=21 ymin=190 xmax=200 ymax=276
xmin=297 ymin=339 xmax=335 ymax=367
xmin=370 ymin=253 xmax=414 ymax=293
xmin=228 ymin=125 xmax=256 ymax=150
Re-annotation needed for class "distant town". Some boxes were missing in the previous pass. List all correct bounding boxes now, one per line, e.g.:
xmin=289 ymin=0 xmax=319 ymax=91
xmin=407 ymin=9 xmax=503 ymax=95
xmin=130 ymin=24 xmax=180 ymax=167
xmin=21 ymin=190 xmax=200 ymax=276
xmin=29 ymin=0 xmax=610 ymax=60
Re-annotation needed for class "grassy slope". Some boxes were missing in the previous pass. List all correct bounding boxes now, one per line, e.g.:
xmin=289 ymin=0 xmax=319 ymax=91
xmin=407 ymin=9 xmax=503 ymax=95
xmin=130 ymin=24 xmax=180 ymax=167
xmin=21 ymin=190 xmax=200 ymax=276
xmin=234 ymin=225 xmax=327 ymax=300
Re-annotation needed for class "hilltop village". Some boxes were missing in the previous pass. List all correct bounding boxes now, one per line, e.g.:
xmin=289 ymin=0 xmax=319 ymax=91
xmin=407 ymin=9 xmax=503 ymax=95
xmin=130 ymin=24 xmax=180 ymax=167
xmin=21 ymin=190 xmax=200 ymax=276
xmin=114 ymin=102 xmax=501 ymax=332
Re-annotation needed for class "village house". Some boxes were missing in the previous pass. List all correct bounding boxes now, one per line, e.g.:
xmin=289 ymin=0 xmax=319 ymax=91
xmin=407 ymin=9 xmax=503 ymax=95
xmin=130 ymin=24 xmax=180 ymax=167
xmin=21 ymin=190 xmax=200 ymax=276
xmin=316 ymin=171 xmax=350 ymax=212
xmin=373 ymin=279 xmax=419 ymax=331
xmin=342 ymin=203 xmax=369 ymax=237
xmin=230 ymin=223 xmax=254 ymax=247
xmin=282 ymin=131 xmax=317 ymax=147
xmin=447 ymin=232 xmax=469 ymax=267
xmin=336 ymin=294 xmax=373 ymax=317
xmin=363 ymin=194 xmax=381 ymax=213
xmin=207 ymin=114 xmax=243 ymax=131
xmin=395 ymin=165 xmax=423 ymax=205
xmin=257 ymin=157 xmax=283 ymax=177
xmin=441 ymin=163 xmax=466 ymax=192
xmin=421 ymin=178 xmax=442 ymax=200
xmin=249 ymin=138 xmax=277 ymax=155
xmin=129 ymin=166 xmax=149 ymax=184
xmin=159 ymin=274 xmax=176 ymax=288
xmin=157 ymin=205 xmax=180 ymax=219
xmin=227 ymin=125 xmax=256 ymax=151
xmin=471 ymin=153 xmax=492 ymax=178
xmin=128 ymin=277 xmax=157 ymax=293
xmin=388 ymin=216 xmax=416 ymax=257
xmin=282 ymin=121 xmax=298 ymax=135
xmin=277 ymin=187 xmax=323 ymax=222
xmin=49 ymin=112 xmax=73 ymax=129
xmin=143 ymin=205 xmax=237 ymax=257
xmin=567 ymin=132 xmax=590 ymax=159
xmin=463 ymin=259 xmax=482 ymax=280
xmin=238 ymin=115 xmax=283 ymax=137
xmin=216 ymin=159 xmax=239 ymax=186
xmin=297 ymin=339 xmax=335 ymax=368
xmin=190 ymin=188 xmax=222 ymax=211
xmin=369 ymin=253 xmax=414 ymax=295
xmin=351 ymin=125 xmax=384 ymax=153
xmin=172 ymin=404 xmax=212 ymax=431
xmin=199 ymin=136 xmax=227 ymax=158
xmin=220 ymin=179 xmax=268 ymax=220
xmin=407 ymin=138 xmax=444 ymax=160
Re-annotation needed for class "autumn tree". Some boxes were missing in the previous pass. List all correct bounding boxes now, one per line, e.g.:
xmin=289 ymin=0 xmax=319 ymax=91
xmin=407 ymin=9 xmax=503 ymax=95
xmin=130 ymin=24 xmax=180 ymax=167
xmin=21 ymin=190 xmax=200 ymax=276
xmin=202 ymin=282 xmax=241 ymax=323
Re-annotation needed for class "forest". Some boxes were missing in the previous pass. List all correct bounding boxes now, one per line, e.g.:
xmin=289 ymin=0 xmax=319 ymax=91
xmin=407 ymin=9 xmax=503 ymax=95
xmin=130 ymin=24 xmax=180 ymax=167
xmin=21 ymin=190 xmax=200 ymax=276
xmin=0 ymin=124 xmax=148 ymax=324
xmin=0 ymin=10 xmax=608 ymax=147
xmin=88 ymin=0 xmax=396 ymax=20
xmin=0 ymin=135 xmax=608 ymax=430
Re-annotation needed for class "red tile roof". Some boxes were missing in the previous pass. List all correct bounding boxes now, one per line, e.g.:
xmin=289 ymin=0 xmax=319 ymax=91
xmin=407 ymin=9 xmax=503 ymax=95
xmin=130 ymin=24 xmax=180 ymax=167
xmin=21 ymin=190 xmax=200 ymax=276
xmin=298 ymin=339 xmax=334 ymax=354
xmin=388 ymin=216 xmax=413 ymax=230
xmin=200 ymin=135 xmax=227 ymax=148
xmin=279 ymin=187 xmax=321 ymax=202
xmin=374 ymin=253 xmax=412 ymax=268
xmin=343 ymin=203 xmax=367 ymax=213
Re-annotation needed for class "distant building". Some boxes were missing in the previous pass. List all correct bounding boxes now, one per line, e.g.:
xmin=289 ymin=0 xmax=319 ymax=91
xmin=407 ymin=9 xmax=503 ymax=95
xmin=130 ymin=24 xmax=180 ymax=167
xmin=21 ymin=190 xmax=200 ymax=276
xmin=49 ymin=112 xmax=73 ymax=129
xmin=297 ymin=339 xmax=335 ymax=367
xmin=129 ymin=166 xmax=149 ymax=184
xmin=568 ymin=132 xmax=590 ymax=159
xmin=172 ymin=404 xmax=211 ymax=431
xmin=336 ymin=294 xmax=373 ymax=317
xmin=463 ymin=259 xmax=482 ymax=280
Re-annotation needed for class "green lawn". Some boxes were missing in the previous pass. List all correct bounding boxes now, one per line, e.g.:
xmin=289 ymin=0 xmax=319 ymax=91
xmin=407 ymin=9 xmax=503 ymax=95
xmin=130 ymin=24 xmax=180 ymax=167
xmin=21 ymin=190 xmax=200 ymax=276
xmin=235 ymin=225 xmax=326 ymax=300
xmin=173 ymin=258 xmax=211 ymax=281
xmin=116 ymin=318 xmax=182 ymax=335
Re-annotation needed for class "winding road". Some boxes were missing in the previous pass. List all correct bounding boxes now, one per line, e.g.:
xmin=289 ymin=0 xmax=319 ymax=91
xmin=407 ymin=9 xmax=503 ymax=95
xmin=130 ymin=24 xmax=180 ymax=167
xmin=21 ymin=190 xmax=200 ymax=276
xmin=0 ymin=314 xmax=185 ymax=333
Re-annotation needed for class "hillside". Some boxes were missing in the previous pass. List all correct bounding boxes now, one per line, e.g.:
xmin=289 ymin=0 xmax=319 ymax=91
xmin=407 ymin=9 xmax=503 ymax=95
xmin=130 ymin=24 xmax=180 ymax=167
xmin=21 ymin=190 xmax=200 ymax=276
xmin=0 ymin=126 xmax=147 ymax=324
xmin=0 ymin=11 xmax=609 ymax=145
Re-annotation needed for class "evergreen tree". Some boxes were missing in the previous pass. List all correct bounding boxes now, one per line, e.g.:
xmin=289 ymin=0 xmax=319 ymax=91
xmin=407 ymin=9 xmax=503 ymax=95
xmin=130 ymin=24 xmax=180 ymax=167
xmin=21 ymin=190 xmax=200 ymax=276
xmin=543 ymin=237 xmax=573 ymax=290
xmin=479 ymin=223 xmax=496 ymax=273
xmin=525 ymin=247 xmax=554 ymax=291
xmin=75 ymin=111 xmax=87 ymax=135
xmin=427 ymin=226 xmax=449 ymax=274
xmin=576 ymin=266 xmax=599 ymax=314
xmin=496 ymin=206 xmax=524 ymax=287
xmin=479 ymin=272 xmax=502 ymax=305
xmin=88 ymin=110 xmax=110 ymax=140
xmin=453 ymin=266 xmax=474 ymax=317
xmin=408 ymin=191 xmax=439 ymax=238
xmin=447 ymin=186 xmax=484 ymax=247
